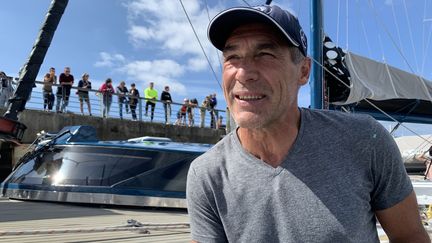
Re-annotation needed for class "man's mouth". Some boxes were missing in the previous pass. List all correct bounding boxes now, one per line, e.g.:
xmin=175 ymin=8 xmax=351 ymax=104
xmin=235 ymin=95 xmax=265 ymax=101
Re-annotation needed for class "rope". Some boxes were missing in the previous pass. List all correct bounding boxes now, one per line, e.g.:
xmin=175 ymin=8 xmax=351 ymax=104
xmin=421 ymin=1 xmax=432 ymax=74
xmin=378 ymin=35 xmax=386 ymax=62
xmin=403 ymin=134 xmax=432 ymax=164
xmin=402 ymin=0 xmax=420 ymax=73
xmin=390 ymin=0 xmax=404 ymax=56
xmin=353 ymin=1 xmax=372 ymax=57
xmin=336 ymin=0 xmax=340 ymax=45
xmin=311 ymin=56 xmax=432 ymax=145
xmin=203 ymin=0 xmax=223 ymax=74
xmin=0 ymin=220 xmax=190 ymax=237
xmin=421 ymin=22 xmax=432 ymax=75
xmin=366 ymin=0 xmax=432 ymax=104
xmin=178 ymin=0 xmax=222 ymax=89
xmin=366 ymin=0 xmax=417 ymax=78
xmin=345 ymin=0 xmax=349 ymax=50
xmin=241 ymin=0 xmax=251 ymax=7
xmin=361 ymin=22 xmax=372 ymax=58
xmin=421 ymin=0 xmax=427 ymax=74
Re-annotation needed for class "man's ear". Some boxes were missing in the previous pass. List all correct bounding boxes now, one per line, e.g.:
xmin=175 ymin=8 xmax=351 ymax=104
xmin=299 ymin=57 xmax=311 ymax=85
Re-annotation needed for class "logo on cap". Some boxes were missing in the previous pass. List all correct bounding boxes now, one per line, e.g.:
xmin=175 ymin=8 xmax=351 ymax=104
xmin=300 ymin=29 xmax=307 ymax=54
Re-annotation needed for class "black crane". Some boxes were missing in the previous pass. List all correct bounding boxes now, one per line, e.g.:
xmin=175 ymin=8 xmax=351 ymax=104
xmin=0 ymin=0 xmax=69 ymax=143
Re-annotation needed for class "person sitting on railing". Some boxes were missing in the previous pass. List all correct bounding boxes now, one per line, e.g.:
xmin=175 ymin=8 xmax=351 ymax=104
xmin=56 ymin=67 xmax=74 ymax=113
xmin=0 ymin=71 xmax=14 ymax=107
xmin=129 ymin=83 xmax=139 ymax=121
xmin=99 ymin=78 xmax=114 ymax=118
xmin=77 ymin=73 xmax=92 ymax=116
xmin=42 ymin=67 xmax=56 ymax=111
xmin=116 ymin=81 xmax=129 ymax=119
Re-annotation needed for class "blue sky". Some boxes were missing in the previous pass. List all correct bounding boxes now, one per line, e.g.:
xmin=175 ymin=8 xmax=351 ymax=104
xmin=1 ymin=0 xmax=432 ymax=135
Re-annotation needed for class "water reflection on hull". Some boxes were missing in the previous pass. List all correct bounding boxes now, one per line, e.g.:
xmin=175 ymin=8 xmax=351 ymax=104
xmin=1 ymin=126 xmax=211 ymax=208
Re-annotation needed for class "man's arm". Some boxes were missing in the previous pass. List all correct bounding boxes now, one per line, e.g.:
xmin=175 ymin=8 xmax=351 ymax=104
xmin=376 ymin=191 xmax=429 ymax=243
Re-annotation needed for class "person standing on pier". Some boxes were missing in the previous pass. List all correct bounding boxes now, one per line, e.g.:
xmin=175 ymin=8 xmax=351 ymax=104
xmin=209 ymin=93 xmax=217 ymax=128
xmin=77 ymin=73 xmax=92 ymax=116
xmin=144 ymin=82 xmax=158 ymax=122
xmin=160 ymin=85 xmax=172 ymax=124
xmin=116 ymin=81 xmax=129 ymax=119
xmin=56 ymin=67 xmax=74 ymax=113
xmin=129 ymin=83 xmax=139 ymax=121
xmin=99 ymin=78 xmax=114 ymax=118
xmin=199 ymin=96 xmax=210 ymax=128
xmin=187 ymin=4 xmax=429 ymax=243
xmin=42 ymin=67 xmax=56 ymax=111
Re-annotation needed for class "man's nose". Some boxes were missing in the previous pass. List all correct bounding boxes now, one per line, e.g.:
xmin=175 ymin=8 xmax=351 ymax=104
xmin=235 ymin=58 xmax=259 ymax=83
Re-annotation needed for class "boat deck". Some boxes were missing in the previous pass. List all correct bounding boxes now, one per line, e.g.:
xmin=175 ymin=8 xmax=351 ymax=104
xmin=0 ymin=197 xmax=191 ymax=243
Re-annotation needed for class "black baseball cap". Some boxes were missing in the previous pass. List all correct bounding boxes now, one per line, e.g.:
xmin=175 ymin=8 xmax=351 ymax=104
xmin=208 ymin=4 xmax=307 ymax=56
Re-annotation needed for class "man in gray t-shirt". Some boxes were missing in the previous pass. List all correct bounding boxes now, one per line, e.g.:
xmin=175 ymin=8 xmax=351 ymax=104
xmin=187 ymin=4 xmax=429 ymax=243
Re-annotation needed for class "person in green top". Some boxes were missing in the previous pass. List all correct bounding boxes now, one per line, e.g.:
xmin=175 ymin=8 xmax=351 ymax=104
xmin=144 ymin=82 xmax=158 ymax=122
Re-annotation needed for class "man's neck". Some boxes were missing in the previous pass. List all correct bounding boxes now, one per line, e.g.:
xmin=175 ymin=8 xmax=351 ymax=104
xmin=237 ymin=109 xmax=301 ymax=168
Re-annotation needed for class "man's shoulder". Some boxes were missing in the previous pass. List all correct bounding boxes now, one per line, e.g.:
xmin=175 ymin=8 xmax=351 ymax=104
xmin=303 ymin=108 xmax=378 ymax=127
xmin=301 ymin=108 xmax=388 ymax=147
xmin=190 ymin=133 xmax=233 ymax=174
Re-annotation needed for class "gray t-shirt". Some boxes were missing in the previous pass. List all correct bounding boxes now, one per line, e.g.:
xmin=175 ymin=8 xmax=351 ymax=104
xmin=187 ymin=108 xmax=413 ymax=243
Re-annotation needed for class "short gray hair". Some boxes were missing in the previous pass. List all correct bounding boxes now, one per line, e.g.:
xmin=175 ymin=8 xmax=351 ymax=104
xmin=289 ymin=47 xmax=305 ymax=64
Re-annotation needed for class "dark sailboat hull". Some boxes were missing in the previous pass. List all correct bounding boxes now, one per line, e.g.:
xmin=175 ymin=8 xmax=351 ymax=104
xmin=1 ymin=126 xmax=211 ymax=208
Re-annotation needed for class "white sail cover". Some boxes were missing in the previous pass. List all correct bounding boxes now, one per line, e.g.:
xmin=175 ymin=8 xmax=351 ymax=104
xmin=334 ymin=52 xmax=432 ymax=105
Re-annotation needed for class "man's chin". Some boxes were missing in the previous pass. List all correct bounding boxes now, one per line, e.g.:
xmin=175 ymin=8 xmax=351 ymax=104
xmin=234 ymin=115 xmax=265 ymax=129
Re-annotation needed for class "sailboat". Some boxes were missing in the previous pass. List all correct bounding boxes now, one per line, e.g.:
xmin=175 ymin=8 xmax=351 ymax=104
xmin=311 ymin=2 xmax=432 ymax=205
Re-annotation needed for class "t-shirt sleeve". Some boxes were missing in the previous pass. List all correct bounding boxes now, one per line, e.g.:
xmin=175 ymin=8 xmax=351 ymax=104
xmin=369 ymin=119 xmax=413 ymax=211
xmin=187 ymin=165 xmax=227 ymax=243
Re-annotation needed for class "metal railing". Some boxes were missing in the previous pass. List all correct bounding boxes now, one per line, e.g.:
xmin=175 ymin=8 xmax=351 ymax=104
xmin=3 ymin=80 xmax=227 ymax=129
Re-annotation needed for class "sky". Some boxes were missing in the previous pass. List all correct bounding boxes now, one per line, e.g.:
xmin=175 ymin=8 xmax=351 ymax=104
xmin=1 ymin=0 xmax=432 ymax=136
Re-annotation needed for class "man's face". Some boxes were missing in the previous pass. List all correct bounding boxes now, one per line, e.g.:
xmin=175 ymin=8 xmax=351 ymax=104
xmin=50 ymin=68 xmax=55 ymax=74
xmin=64 ymin=68 xmax=70 ymax=75
xmin=150 ymin=82 xmax=154 ymax=89
xmin=222 ymin=23 xmax=309 ymax=129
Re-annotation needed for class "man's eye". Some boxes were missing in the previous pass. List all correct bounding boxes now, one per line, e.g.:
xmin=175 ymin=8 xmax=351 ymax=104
xmin=257 ymin=52 xmax=275 ymax=57
xmin=225 ymin=55 xmax=240 ymax=61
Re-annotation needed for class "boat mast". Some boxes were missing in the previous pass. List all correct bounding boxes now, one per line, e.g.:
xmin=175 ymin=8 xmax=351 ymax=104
xmin=310 ymin=0 xmax=324 ymax=109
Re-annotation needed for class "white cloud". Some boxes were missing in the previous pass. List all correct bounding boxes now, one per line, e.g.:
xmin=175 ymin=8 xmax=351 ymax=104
xmin=92 ymin=0 xmax=227 ymax=96
xmin=94 ymin=52 xmax=126 ymax=67
xmin=187 ymin=57 xmax=209 ymax=72
xmin=94 ymin=50 xmax=188 ymax=95
xmin=127 ymin=25 xmax=155 ymax=45
xmin=117 ymin=59 xmax=187 ymax=95
xmin=124 ymin=0 xmax=222 ymax=73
